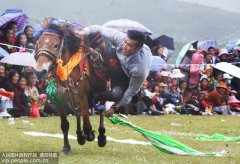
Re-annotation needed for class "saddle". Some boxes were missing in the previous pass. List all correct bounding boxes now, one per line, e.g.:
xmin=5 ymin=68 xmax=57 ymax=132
xmin=88 ymin=48 xmax=110 ymax=81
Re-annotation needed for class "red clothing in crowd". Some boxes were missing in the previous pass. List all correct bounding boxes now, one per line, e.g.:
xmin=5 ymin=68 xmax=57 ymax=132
xmin=0 ymin=37 xmax=16 ymax=54
xmin=206 ymin=89 xmax=223 ymax=107
xmin=13 ymin=87 xmax=28 ymax=111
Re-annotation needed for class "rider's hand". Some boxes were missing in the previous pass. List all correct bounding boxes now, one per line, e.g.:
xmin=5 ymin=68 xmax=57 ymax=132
xmin=105 ymin=105 xmax=117 ymax=117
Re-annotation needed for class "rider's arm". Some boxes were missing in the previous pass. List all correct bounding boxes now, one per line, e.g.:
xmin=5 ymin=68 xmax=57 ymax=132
xmin=84 ymin=25 xmax=126 ymax=47
xmin=115 ymin=70 xmax=148 ymax=108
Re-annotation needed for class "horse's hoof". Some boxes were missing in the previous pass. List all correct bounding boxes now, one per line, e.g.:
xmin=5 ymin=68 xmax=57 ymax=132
xmin=77 ymin=134 xmax=86 ymax=145
xmin=86 ymin=131 xmax=95 ymax=142
xmin=98 ymin=135 xmax=107 ymax=147
xmin=60 ymin=149 xmax=71 ymax=156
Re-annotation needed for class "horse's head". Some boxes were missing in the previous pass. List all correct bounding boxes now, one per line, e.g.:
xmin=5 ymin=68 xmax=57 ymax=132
xmin=34 ymin=20 xmax=81 ymax=80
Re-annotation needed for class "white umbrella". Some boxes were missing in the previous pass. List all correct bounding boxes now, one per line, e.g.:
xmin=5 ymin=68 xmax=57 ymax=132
xmin=0 ymin=52 xmax=35 ymax=67
xmin=103 ymin=19 xmax=152 ymax=35
xmin=212 ymin=62 xmax=240 ymax=79
xmin=0 ymin=47 xmax=9 ymax=58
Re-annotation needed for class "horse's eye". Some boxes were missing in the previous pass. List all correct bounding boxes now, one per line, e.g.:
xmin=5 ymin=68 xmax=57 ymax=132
xmin=54 ymin=44 xmax=59 ymax=49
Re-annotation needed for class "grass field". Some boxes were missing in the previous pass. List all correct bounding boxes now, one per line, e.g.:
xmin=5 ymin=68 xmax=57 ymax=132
xmin=0 ymin=115 xmax=240 ymax=164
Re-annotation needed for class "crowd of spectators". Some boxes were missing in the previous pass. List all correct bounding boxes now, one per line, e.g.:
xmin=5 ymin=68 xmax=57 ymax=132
xmin=1 ymin=20 xmax=240 ymax=118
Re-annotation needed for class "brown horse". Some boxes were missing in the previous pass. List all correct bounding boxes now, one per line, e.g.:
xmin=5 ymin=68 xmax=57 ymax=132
xmin=34 ymin=21 xmax=107 ymax=155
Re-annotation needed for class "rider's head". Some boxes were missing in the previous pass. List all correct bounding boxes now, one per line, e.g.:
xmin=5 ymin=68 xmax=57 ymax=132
xmin=122 ymin=30 xmax=145 ymax=56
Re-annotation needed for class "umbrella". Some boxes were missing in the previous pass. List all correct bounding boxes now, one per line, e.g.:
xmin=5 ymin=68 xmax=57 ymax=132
xmin=0 ymin=9 xmax=28 ymax=33
xmin=145 ymin=36 xmax=153 ymax=49
xmin=0 ymin=52 xmax=35 ymax=67
xmin=103 ymin=19 xmax=152 ymax=35
xmin=224 ymin=39 xmax=240 ymax=52
xmin=212 ymin=62 xmax=240 ymax=79
xmin=176 ymin=40 xmax=198 ymax=65
xmin=150 ymin=56 xmax=166 ymax=71
xmin=0 ymin=47 xmax=9 ymax=58
xmin=197 ymin=40 xmax=217 ymax=52
xmin=153 ymin=35 xmax=174 ymax=50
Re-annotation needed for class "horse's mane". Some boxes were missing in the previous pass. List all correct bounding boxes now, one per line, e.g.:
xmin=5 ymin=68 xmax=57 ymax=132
xmin=47 ymin=23 xmax=81 ymax=55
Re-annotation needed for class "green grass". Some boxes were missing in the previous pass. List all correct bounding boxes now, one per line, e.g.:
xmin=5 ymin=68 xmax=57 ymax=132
xmin=0 ymin=115 xmax=240 ymax=164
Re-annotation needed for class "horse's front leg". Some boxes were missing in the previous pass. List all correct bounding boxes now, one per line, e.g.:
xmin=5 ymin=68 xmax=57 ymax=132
xmin=58 ymin=105 xmax=71 ymax=155
xmin=76 ymin=113 xmax=86 ymax=145
xmin=81 ymin=95 xmax=95 ymax=141
xmin=98 ymin=110 xmax=107 ymax=147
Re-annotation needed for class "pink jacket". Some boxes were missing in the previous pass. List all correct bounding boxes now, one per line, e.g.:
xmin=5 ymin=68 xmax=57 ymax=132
xmin=190 ymin=53 xmax=203 ymax=84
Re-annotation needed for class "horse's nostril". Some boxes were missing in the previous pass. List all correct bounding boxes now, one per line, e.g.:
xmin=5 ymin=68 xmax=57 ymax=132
xmin=34 ymin=69 xmax=47 ymax=80
xmin=42 ymin=69 xmax=47 ymax=75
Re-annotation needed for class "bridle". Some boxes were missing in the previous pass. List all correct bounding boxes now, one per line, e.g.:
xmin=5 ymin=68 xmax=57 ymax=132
xmin=35 ymin=31 xmax=64 ymax=61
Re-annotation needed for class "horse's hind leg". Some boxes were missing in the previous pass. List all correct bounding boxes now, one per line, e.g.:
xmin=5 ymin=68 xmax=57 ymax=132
xmin=98 ymin=111 xmax=107 ymax=147
xmin=59 ymin=107 xmax=71 ymax=155
xmin=76 ymin=114 xmax=86 ymax=145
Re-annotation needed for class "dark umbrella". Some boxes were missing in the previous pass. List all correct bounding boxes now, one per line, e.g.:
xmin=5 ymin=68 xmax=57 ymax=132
xmin=153 ymin=35 xmax=174 ymax=50
xmin=145 ymin=36 xmax=153 ymax=49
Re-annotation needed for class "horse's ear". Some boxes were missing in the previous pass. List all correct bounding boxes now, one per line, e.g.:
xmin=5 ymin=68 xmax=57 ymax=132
xmin=60 ymin=21 xmax=67 ymax=31
xmin=41 ymin=17 xmax=49 ymax=29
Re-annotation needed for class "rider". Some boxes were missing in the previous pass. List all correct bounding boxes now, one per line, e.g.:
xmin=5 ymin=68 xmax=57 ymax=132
xmin=76 ymin=26 xmax=152 ymax=117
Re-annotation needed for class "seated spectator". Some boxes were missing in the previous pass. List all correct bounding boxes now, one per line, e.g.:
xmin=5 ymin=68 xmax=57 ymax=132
xmin=138 ymin=81 xmax=162 ymax=115
xmin=169 ymin=78 xmax=180 ymax=96
xmin=178 ymin=80 xmax=188 ymax=105
xmin=0 ymin=28 xmax=16 ymax=53
xmin=5 ymin=69 xmax=19 ymax=92
xmin=160 ymin=71 xmax=170 ymax=85
xmin=0 ymin=63 xmax=7 ymax=89
xmin=202 ymin=50 xmax=213 ymax=64
xmin=186 ymin=91 xmax=210 ymax=115
xmin=199 ymin=75 xmax=213 ymax=92
xmin=203 ymin=65 xmax=213 ymax=78
xmin=206 ymin=82 xmax=234 ymax=115
xmin=151 ymin=85 xmax=163 ymax=111
xmin=24 ymin=25 xmax=35 ymax=45
xmin=169 ymin=69 xmax=185 ymax=97
xmin=9 ymin=76 xmax=29 ymax=117
xmin=213 ymin=72 xmax=224 ymax=89
xmin=6 ymin=21 xmax=18 ymax=36
xmin=159 ymin=86 xmax=180 ymax=106
xmin=227 ymin=95 xmax=240 ymax=112
xmin=216 ymin=49 xmax=229 ymax=63
xmin=223 ymin=73 xmax=232 ymax=86
xmin=0 ymin=88 xmax=13 ymax=118
xmin=152 ymin=45 xmax=168 ymax=61
xmin=228 ymin=51 xmax=236 ymax=63
xmin=207 ymin=47 xmax=216 ymax=63
xmin=230 ymin=90 xmax=238 ymax=97
xmin=15 ymin=33 xmax=28 ymax=49
xmin=22 ymin=66 xmax=33 ymax=77
xmin=25 ymin=72 xmax=48 ymax=117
